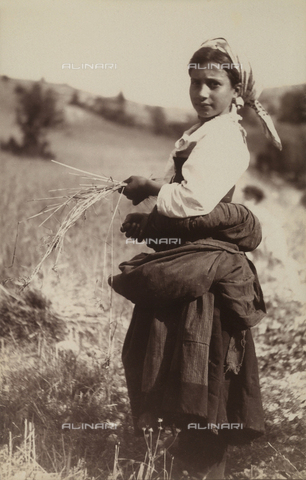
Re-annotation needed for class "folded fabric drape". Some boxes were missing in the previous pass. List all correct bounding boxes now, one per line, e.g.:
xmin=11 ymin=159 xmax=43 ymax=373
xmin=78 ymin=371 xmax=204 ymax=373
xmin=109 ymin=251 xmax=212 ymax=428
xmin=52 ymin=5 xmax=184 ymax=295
xmin=109 ymin=239 xmax=266 ymax=329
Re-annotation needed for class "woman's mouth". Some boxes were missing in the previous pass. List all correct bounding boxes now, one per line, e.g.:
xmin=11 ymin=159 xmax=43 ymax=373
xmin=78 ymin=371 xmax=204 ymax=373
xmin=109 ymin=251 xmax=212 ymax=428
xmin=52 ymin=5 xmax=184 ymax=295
xmin=197 ymin=103 xmax=211 ymax=109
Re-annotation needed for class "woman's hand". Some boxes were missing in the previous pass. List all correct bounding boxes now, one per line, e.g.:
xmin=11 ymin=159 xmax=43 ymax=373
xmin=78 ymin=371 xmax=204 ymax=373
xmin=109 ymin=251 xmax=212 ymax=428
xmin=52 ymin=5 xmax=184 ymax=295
xmin=119 ymin=176 xmax=163 ymax=205
xmin=121 ymin=213 xmax=149 ymax=241
xmin=119 ymin=176 xmax=150 ymax=205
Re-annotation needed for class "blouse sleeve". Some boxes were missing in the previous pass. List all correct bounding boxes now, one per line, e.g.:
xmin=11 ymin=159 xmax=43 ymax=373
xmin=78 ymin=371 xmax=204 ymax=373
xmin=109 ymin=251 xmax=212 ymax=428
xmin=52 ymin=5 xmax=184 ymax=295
xmin=156 ymin=121 xmax=250 ymax=218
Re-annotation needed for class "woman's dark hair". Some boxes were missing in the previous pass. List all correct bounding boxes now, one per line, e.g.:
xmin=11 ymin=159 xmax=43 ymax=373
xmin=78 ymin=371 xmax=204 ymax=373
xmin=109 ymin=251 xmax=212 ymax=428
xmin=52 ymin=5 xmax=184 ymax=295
xmin=188 ymin=47 xmax=240 ymax=87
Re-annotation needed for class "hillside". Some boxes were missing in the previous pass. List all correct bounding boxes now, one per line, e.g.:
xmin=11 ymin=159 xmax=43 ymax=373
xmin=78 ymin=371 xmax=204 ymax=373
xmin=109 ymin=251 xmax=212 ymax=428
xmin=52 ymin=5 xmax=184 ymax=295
xmin=0 ymin=76 xmax=195 ymax=138
xmin=1 ymin=74 xmax=305 ymax=135
xmin=1 ymin=75 xmax=305 ymax=188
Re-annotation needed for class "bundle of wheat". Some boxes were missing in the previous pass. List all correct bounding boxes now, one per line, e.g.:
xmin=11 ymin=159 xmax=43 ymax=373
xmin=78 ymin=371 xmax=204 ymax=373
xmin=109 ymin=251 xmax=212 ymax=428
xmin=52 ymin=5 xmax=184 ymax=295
xmin=23 ymin=160 xmax=125 ymax=289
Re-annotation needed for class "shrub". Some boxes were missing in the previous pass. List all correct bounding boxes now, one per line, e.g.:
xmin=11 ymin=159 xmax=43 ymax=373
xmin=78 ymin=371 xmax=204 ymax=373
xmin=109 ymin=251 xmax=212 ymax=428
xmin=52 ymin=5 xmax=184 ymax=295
xmin=0 ymin=287 xmax=65 ymax=344
xmin=1 ymin=82 xmax=63 ymax=158
xmin=278 ymin=87 xmax=306 ymax=124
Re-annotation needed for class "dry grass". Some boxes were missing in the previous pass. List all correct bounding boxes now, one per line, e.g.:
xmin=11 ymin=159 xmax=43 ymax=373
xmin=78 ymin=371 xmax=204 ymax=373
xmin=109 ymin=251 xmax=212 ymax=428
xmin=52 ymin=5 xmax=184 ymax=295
xmin=0 ymin=337 xmax=178 ymax=480
xmin=0 ymin=117 xmax=176 ymax=479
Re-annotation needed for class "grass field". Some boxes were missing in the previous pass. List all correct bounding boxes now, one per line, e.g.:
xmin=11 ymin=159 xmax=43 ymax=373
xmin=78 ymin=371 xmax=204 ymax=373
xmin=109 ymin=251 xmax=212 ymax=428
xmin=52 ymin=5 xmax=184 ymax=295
xmin=0 ymin=99 xmax=305 ymax=479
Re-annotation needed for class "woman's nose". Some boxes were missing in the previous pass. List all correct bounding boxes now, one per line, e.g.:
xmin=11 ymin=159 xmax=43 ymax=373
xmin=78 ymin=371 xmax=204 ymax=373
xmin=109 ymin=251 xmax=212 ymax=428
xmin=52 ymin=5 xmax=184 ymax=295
xmin=199 ymin=84 xmax=210 ymax=99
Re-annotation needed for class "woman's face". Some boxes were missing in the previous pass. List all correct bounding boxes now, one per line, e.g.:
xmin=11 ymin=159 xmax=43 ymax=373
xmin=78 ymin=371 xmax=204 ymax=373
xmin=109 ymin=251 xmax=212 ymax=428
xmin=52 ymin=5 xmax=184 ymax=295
xmin=189 ymin=62 xmax=239 ymax=120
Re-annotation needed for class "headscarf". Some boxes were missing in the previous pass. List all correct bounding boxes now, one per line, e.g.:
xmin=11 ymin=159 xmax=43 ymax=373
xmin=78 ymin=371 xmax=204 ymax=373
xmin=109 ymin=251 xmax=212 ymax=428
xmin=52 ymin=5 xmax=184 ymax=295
xmin=200 ymin=37 xmax=282 ymax=150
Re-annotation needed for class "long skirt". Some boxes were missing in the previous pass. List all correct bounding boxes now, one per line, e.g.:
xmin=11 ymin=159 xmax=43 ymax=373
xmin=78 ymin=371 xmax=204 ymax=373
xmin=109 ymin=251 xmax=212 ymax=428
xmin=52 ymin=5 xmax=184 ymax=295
xmin=122 ymin=292 xmax=265 ymax=444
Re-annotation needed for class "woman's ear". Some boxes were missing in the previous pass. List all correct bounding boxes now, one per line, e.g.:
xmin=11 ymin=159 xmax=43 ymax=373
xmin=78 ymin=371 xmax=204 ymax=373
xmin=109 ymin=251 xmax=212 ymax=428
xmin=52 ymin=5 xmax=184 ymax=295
xmin=231 ymin=83 xmax=244 ymax=110
xmin=233 ymin=82 xmax=242 ymax=98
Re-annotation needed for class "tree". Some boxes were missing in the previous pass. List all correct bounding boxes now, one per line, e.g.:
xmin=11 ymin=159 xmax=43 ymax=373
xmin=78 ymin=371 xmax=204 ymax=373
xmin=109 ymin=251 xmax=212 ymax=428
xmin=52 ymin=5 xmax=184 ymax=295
xmin=2 ymin=82 xmax=63 ymax=158
xmin=70 ymin=90 xmax=80 ymax=106
xmin=151 ymin=106 xmax=169 ymax=135
xmin=278 ymin=87 xmax=306 ymax=124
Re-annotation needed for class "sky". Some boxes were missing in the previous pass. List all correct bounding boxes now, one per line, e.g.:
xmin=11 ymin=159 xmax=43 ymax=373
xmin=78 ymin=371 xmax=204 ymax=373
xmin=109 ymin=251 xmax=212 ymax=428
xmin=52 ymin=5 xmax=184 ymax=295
xmin=0 ymin=0 xmax=305 ymax=109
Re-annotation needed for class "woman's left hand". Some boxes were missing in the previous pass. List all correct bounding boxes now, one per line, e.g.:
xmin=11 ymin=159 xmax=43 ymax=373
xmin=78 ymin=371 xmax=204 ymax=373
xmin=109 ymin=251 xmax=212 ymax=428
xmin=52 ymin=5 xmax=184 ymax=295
xmin=121 ymin=213 xmax=149 ymax=241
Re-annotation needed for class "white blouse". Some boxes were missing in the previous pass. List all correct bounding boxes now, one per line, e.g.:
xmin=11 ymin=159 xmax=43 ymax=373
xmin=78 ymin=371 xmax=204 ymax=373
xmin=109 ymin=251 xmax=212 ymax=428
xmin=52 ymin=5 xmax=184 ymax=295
xmin=156 ymin=111 xmax=250 ymax=218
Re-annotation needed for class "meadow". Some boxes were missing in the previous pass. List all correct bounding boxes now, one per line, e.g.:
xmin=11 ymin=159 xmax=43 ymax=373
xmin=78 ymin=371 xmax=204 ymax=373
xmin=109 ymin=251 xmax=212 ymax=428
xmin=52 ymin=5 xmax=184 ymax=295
xmin=0 ymin=98 xmax=305 ymax=479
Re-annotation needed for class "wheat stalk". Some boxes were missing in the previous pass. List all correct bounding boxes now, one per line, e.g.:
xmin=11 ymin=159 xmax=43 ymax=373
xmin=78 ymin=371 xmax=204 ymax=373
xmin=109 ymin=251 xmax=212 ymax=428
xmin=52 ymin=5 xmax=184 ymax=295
xmin=21 ymin=160 xmax=126 ymax=290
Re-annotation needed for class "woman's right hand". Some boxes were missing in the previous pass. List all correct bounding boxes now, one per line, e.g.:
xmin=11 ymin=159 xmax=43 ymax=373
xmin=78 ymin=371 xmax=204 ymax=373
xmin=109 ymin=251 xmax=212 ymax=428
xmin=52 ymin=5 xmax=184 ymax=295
xmin=119 ymin=176 xmax=163 ymax=205
xmin=119 ymin=176 xmax=150 ymax=205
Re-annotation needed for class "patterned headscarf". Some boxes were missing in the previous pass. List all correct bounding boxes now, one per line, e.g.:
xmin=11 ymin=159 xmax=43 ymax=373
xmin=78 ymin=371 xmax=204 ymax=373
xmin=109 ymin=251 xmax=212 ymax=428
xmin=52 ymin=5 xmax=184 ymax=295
xmin=200 ymin=37 xmax=282 ymax=150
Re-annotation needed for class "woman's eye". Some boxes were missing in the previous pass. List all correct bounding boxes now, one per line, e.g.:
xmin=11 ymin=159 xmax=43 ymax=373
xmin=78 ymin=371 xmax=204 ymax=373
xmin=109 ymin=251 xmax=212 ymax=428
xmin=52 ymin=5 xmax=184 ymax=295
xmin=209 ymin=82 xmax=220 ymax=88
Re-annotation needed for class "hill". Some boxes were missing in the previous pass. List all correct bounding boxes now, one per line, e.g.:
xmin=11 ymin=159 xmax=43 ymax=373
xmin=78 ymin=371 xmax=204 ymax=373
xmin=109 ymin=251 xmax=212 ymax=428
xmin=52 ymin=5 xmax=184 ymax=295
xmin=1 ymin=75 xmax=305 ymax=187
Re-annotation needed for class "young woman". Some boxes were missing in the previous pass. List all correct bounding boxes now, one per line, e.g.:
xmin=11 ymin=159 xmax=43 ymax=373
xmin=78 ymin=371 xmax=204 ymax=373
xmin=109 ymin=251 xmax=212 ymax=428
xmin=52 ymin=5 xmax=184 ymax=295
xmin=110 ymin=38 xmax=281 ymax=479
